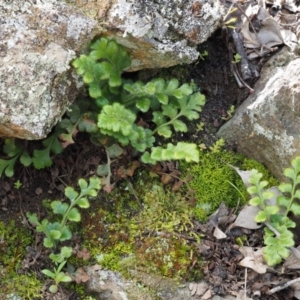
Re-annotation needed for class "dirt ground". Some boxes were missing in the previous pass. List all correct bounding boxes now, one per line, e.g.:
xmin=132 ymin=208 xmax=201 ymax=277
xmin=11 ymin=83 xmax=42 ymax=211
xmin=0 ymin=29 xmax=295 ymax=300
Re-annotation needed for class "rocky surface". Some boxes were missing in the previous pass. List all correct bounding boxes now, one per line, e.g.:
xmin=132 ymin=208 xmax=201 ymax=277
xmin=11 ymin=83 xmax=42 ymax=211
xmin=0 ymin=0 xmax=98 ymax=139
xmin=217 ymin=47 xmax=300 ymax=181
xmin=0 ymin=0 xmax=224 ymax=140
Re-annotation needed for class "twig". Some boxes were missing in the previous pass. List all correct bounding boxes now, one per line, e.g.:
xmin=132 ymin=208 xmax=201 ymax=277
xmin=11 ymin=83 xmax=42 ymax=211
xmin=267 ymin=276 xmax=300 ymax=295
xmin=244 ymin=267 xmax=248 ymax=299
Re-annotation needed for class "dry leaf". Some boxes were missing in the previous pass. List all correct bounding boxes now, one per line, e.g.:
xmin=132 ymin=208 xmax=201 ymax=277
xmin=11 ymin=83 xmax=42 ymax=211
xmin=214 ymin=225 xmax=227 ymax=239
xmin=189 ymin=281 xmax=209 ymax=296
xmin=229 ymin=205 xmax=262 ymax=230
xmin=239 ymin=247 xmax=267 ymax=274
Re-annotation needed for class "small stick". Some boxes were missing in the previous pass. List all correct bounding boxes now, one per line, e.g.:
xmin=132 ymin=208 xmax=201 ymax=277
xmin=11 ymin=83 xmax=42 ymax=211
xmin=267 ymin=276 xmax=300 ymax=295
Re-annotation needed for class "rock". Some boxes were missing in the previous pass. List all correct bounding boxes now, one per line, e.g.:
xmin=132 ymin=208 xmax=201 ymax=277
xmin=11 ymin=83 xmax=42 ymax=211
xmin=0 ymin=0 xmax=98 ymax=139
xmin=217 ymin=48 xmax=300 ymax=181
xmin=0 ymin=0 xmax=223 ymax=139
xmin=84 ymin=267 xmax=194 ymax=300
xmin=101 ymin=0 xmax=223 ymax=71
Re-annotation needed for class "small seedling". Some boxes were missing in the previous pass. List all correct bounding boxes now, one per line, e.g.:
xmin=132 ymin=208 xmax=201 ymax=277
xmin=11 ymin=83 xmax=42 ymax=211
xmin=248 ymin=157 xmax=300 ymax=266
xmin=199 ymin=50 xmax=208 ymax=61
xmin=232 ymin=53 xmax=241 ymax=64
xmin=27 ymin=177 xmax=101 ymax=292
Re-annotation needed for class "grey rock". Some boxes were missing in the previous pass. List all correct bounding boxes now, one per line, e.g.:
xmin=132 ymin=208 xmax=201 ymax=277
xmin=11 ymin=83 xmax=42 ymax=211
xmin=217 ymin=48 xmax=300 ymax=181
xmin=0 ymin=0 xmax=98 ymax=139
xmin=0 ymin=0 xmax=224 ymax=139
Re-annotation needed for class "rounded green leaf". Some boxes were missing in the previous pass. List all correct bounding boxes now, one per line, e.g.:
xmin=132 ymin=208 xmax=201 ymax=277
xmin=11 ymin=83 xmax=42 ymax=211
xmin=278 ymin=183 xmax=292 ymax=193
xmin=157 ymin=126 xmax=172 ymax=138
xmin=51 ymin=200 xmax=69 ymax=215
xmin=172 ymin=119 xmax=187 ymax=132
xmin=49 ymin=284 xmax=58 ymax=293
xmin=65 ymin=186 xmax=79 ymax=202
xmin=136 ymin=98 xmax=150 ymax=112
xmin=249 ymin=196 xmax=261 ymax=206
xmin=78 ymin=178 xmax=88 ymax=190
xmin=20 ymin=152 xmax=32 ymax=167
xmin=77 ymin=197 xmax=90 ymax=208
xmin=265 ymin=205 xmax=279 ymax=215
xmin=50 ymin=229 xmax=62 ymax=240
xmin=255 ymin=210 xmax=267 ymax=223
xmin=67 ymin=208 xmax=81 ymax=222
xmin=61 ymin=246 xmax=73 ymax=258
xmin=59 ymin=226 xmax=72 ymax=241
xmin=44 ymin=237 xmax=54 ymax=248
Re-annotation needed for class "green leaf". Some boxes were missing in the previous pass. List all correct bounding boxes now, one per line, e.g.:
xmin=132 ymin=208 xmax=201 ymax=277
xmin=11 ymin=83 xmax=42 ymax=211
xmin=59 ymin=226 xmax=72 ymax=241
xmin=49 ymin=230 xmax=62 ymax=240
xmin=67 ymin=208 xmax=81 ymax=222
xmin=262 ymin=191 xmax=275 ymax=200
xmin=88 ymin=177 xmax=102 ymax=190
xmin=106 ymin=144 xmax=123 ymax=158
xmin=136 ymin=98 xmax=151 ymax=112
xmin=140 ymin=151 xmax=157 ymax=164
xmin=263 ymin=245 xmax=283 ymax=266
xmin=278 ymin=183 xmax=292 ymax=194
xmin=130 ymin=127 xmax=155 ymax=152
xmin=65 ymin=186 xmax=79 ymax=202
xmin=277 ymin=195 xmax=290 ymax=208
xmin=49 ymin=285 xmax=58 ymax=294
xmin=255 ymin=210 xmax=267 ymax=223
xmin=290 ymin=202 xmax=300 ymax=215
xmin=97 ymin=164 xmax=109 ymax=176
xmin=32 ymin=148 xmax=52 ymax=169
xmin=165 ymin=78 xmax=179 ymax=91
xmin=44 ymin=237 xmax=54 ymax=248
xmin=51 ymin=201 xmax=69 ymax=215
xmin=77 ymin=197 xmax=90 ymax=208
xmin=20 ymin=152 xmax=32 ymax=167
xmin=98 ymin=103 xmax=135 ymax=136
xmin=157 ymin=126 xmax=172 ymax=138
xmin=61 ymin=246 xmax=73 ymax=258
xmin=89 ymin=82 xmax=102 ymax=98
xmin=284 ymin=167 xmax=295 ymax=180
xmin=55 ymin=272 xmax=72 ymax=283
xmin=249 ymin=196 xmax=261 ymax=206
xmin=42 ymin=269 xmax=55 ymax=279
xmin=162 ymin=105 xmax=178 ymax=119
xmin=172 ymin=119 xmax=187 ymax=132
xmin=152 ymin=112 xmax=167 ymax=127
xmin=291 ymin=157 xmax=300 ymax=173
xmin=72 ymin=55 xmax=95 ymax=83
xmin=150 ymin=142 xmax=199 ymax=163
xmin=264 ymin=205 xmax=279 ymax=215
xmin=26 ymin=212 xmax=41 ymax=226
xmin=157 ymin=93 xmax=169 ymax=105
xmin=247 ymin=186 xmax=258 ymax=194
xmin=78 ymin=178 xmax=88 ymax=190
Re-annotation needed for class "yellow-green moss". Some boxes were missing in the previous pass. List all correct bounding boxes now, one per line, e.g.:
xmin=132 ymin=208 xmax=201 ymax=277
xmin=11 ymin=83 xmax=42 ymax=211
xmin=181 ymin=150 xmax=277 ymax=222
xmin=0 ymin=220 xmax=32 ymax=270
xmin=2 ymin=272 xmax=42 ymax=299
xmin=80 ymin=176 xmax=201 ymax=281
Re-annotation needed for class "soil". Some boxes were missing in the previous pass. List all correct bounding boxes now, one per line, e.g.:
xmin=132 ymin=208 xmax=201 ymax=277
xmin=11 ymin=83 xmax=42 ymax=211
xmin=0 ymin=30 xmax=294 ymax=300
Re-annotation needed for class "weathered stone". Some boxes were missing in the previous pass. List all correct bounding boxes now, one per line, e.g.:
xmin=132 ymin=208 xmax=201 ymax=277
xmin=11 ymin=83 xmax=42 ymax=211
xmin=217 ymin=48 xmax=300 ymax=181
xmin=0 ymin=0 xmax=98 ymax=139
xmin=1 ymin=0 xmax=223 ymax=139
xmin=83 ymin=267 xmax=194 ymax=300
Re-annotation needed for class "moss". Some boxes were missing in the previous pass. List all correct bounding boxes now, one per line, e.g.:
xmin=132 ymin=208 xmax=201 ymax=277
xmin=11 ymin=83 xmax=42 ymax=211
xmin=241 ymin=158 xmax=279 ymax=187
xmin=1 ymin=272 xmax=42 ymax=299
xmin=80 ymin=174 xmax=201 ymax=281
xmin=0 ymin=220 xmax=32 ymax=270
xmin=181 ymin=150 xmax=277 ymax=222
